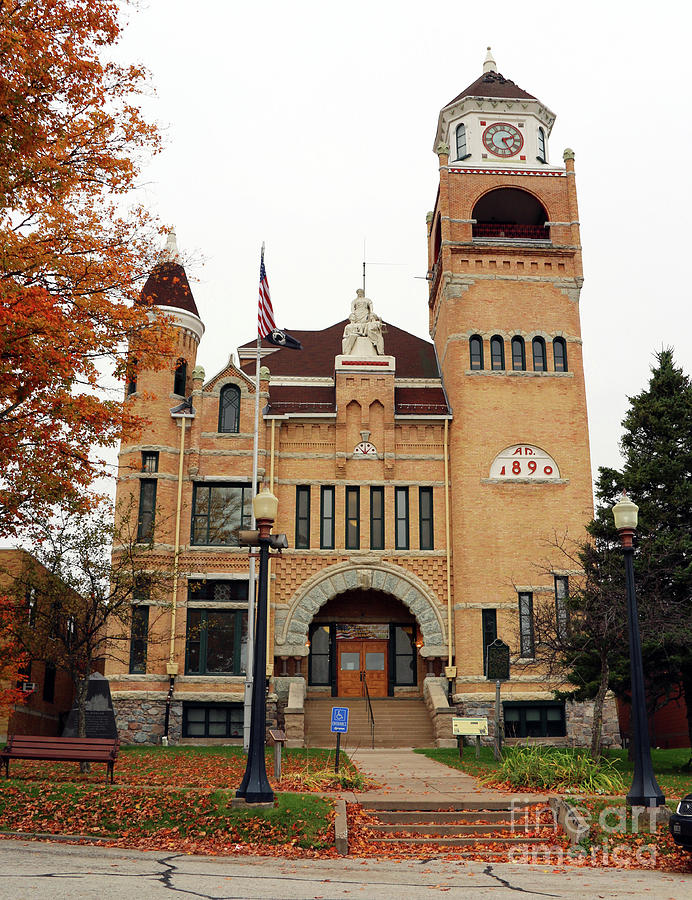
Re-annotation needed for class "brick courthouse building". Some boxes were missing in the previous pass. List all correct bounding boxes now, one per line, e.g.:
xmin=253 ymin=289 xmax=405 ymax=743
xmin=106 ymin=51 xmax=621 ymax=748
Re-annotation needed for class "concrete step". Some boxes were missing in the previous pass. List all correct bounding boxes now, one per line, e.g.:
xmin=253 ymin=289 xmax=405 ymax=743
xmin=373 ymin=810 xmax=526 ymax=824
xmin=360 ymin=800 xmax=537 ymax=811
xmin=372 ymin=836 xmax=545 ymax=847
xmin=304 ymin=696 xmax=434 ymax=749
xmin=369 ymin=823 xmax=552 ymax=836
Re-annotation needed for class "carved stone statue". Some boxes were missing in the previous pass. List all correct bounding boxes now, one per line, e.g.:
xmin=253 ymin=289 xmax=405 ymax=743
xmin=342 ymin=289 xmax=384 ymax=356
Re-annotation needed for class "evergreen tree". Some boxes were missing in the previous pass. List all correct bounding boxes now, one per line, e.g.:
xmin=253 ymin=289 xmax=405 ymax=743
xmin=594 ymin=349 xmax=692 ymax=751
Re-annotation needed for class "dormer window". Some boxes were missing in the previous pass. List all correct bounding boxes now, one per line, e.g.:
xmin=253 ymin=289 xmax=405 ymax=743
xmin=455 ymin=123 xmax=470 ymax=160
xmin=219 ymin=384 xmax=241 ymax=433
xmin=537 ymin=127 xmax=546 ymax=163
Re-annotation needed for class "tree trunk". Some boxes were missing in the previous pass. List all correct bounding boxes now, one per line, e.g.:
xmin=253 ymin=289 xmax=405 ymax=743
xmin=76 ymin=676 xmax=90 ymax=774
xmin=590 ymin=656 xmax=609 ymax=760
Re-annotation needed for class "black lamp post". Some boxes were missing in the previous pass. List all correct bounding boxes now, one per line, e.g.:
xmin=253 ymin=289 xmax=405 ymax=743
xmin=612 ymin=492 xmax=665 ymax=808
xmin=236 ymin=486 xmax=278 ymax=804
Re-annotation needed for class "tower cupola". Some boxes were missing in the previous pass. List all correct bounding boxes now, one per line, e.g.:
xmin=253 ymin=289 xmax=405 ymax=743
xmin=139 ymin=231 xmax=204 ymax=343
xmin=434 ymin=49 xmax=556 ymax=169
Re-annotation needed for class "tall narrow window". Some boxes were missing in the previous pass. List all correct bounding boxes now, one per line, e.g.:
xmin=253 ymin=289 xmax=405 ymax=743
xmin=511 ymin=336 xmax=526 ymax=371
xmin=482 ymin=608 xmax=497 ymax=673
xmin=395 ymin=487 xmax=409 ymax=550
xmin=126 ymin=358 xmax=138 ymax=396
xmin=419 ymin=487 xmax=434 ymax=550
xmin=308 ymin=624 xmax=331 ymax=685
xmin=537 ymin=127 xmax=546 ymax=162
xmin=345 ymin=487 xmax=360 ymax=550
xmin=141 ymin=451 xmax=159 ymax=473
xmin=469 ymin=335 xmax=484 ymax=370
xmin=490 ymin=335 xmax=505 ymax=371
xmin=554 ymin=576 xmax=569 ymax=638
xmin=174 ymin=359 xmax=187 ymax=396
xmin=26 ymin=587 xmax=37 ymax=627
xmin=218 ymin=384 xmax=241 ymax=433
xmin=392 ymin=625 xmax=416 ymax=685
xmin=532 ymin=337 xmax=547 ymax=372
xmin=370 ymin=486 xmax=384 ymax=550
xmin=553 ymin=337 xmax=567 ymax=372
xmin=518 ymin=592 xmax=534 ymax=658
xmin=455 ymin=123 xmax=467 ymax=159
xmin=320 ymin=486 xmax=335 ymax=549
xmin=295 ymin=486 xmax=310 ymax=549
xmin=129 ymin=605 xmax=149 ymax=674
xmin=137 ymin=479 xmax=157 ymax=542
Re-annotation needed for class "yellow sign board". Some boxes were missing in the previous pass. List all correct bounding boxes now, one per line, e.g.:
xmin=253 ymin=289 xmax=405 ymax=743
xmin=452 ymin=716 xmax=488 ymax=736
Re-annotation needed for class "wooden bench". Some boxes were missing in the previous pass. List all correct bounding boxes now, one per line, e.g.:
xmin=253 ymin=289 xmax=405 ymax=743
xmin=0 ymin=735 xmax=119 ymax=783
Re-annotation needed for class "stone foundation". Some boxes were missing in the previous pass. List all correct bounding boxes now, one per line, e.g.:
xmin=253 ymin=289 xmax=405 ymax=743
xmin=454 ymin=693 xmax=622 ymax=749
xmin=113 ymin=697 xmax=181 ymax=745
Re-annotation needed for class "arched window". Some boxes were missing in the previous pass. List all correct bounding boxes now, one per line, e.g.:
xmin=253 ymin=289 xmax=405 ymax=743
xmin=553 ymin=337 xmax=567 ymax=372
xmin=532 ymin=337 xmax=547 ymax=372
xmin=218 ymin=384 xmax=241 ymax=433
xmin=455 ymin=123 xmax=467 ymax=160
xmin=490 ymin=335 xmax=505 ymax=370
xmin=511 ymin=337 xmax=526 ymax=371
xmin=173 ymin=359 xmax=187 ymax=396
xmin=472 ymin=188 xmax=549 ymax=240
xmin=537 ymin=127 xmax=546 ymax=163
xmin=469 ymin=335 xmax=484 ymax=370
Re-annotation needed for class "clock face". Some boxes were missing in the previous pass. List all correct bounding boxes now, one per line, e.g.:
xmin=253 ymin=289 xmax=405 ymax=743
xmin=482 ymin=122 xmax=524 ymax=158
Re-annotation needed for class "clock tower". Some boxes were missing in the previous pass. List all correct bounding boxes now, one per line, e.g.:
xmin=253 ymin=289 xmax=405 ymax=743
xmin=428 ymin=51 xmax=594 ymax=702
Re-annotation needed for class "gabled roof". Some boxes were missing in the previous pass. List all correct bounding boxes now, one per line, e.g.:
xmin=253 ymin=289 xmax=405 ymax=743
xmin=238 ymin=320 xmax=441 ymax=379
xmin=444 ymin=70 xmax=536 ymax=108
xmin=139 ymin=262 xmax=200 ymax=317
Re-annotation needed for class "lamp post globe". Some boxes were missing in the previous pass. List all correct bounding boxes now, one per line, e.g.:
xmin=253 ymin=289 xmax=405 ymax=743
xmin=612 ymin=492 xmax=664 ymax=808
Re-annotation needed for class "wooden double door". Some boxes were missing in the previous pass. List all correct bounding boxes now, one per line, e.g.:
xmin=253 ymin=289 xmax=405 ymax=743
xmin=337 ymin=640 xmax=388 ymax=697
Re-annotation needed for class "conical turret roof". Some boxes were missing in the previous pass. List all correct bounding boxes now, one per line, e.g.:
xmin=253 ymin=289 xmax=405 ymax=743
xmin=139 ymin=231 xmax=200 ymax=317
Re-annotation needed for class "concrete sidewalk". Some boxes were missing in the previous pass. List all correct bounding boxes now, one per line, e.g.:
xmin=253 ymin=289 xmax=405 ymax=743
xmin=342 ymin=748 xmax=547 ymax=805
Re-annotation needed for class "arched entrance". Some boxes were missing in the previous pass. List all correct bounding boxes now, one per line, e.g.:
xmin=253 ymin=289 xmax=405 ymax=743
xmin=275 ymin=561 xmax=448 ymax=698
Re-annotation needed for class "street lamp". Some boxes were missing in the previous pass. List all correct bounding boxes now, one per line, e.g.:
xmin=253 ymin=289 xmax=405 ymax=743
xmin=236 ymin=486 xmax=280 ymax=804
xmin=612 ymin=491 xmax=665 ymax=808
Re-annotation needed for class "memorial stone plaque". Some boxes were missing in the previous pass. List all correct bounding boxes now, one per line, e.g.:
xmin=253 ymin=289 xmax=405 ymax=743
xmin=62 ymin=672 xmax=118 ymax=739
xmin=486 ymin=639 xmax=510 ymax=681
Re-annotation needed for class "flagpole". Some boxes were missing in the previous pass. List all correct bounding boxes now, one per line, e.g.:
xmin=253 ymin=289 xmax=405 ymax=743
xmin=244 ymin=244 xmax=265 ymax=752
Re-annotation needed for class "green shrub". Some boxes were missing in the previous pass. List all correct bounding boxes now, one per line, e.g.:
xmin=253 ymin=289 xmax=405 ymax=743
xmin=488 ymin=746 xmax=626 ymax=794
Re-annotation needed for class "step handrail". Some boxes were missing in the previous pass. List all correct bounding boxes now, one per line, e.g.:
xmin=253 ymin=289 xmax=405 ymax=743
xmin=360 ymin=671 xmax=375 ymax=749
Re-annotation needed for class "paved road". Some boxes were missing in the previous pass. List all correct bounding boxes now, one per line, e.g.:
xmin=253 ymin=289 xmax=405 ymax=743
xmin=0 ymin=840 xmax=690 ymax=899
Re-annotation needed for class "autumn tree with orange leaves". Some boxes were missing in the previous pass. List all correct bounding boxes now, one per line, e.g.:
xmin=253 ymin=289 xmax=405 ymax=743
xmin=0 ymin=0 xmax=174 ymax=535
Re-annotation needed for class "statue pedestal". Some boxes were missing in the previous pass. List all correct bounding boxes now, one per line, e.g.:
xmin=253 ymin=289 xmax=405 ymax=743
xmin=335 ymin=354 xmax=395 ymax=373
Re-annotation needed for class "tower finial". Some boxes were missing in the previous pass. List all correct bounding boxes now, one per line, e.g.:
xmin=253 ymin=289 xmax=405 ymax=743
xmin=483 ymin=46 xmax=497 ymax=74
xmin=161 ymin=229 xmax=180 ymax=263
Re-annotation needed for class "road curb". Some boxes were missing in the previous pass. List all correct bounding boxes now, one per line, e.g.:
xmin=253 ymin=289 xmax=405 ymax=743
xmin=334 ymin=798 xmax=348 ymax=855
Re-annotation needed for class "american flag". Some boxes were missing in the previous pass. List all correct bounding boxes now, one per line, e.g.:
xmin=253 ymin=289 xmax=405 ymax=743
xmin=258 ymin=251 xmax=276 ymax=339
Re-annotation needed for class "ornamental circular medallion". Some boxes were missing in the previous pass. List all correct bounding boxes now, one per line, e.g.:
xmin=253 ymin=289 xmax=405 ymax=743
xmin=482 ymin=122 xmax=524 ymax=158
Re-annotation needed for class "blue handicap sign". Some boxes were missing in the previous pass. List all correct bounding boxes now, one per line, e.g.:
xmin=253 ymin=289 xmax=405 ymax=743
xmin=330 ymin=706 xmax=349 ymax=733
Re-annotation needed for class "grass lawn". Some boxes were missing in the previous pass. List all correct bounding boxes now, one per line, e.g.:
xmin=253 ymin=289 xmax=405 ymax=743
xmin=0 ymin=745 xmax=368 ymax=791
xmin=416 ymin=746 xmax=692 ymax=798
xmin=0 ymin=781 xmax=333 ymax=850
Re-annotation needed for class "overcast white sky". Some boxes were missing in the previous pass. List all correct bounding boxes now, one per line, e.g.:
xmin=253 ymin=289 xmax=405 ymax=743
xmin=118 ymin=0 xmax=692 ymax=481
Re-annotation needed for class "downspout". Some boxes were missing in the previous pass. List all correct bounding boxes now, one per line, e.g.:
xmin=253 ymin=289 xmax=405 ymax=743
xmin=165 ymin=398 xmax=194 ymax=742
xmin=444 ymin=418 xmax=455 ymax=696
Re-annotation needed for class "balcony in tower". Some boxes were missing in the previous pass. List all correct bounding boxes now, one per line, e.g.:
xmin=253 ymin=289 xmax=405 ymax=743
xmin=472 ymin=188 xmax=550 ymax=243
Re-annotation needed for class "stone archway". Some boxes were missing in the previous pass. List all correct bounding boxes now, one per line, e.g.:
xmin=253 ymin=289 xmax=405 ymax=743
xmin=275 ymin=560 xmax=448 ymax=658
